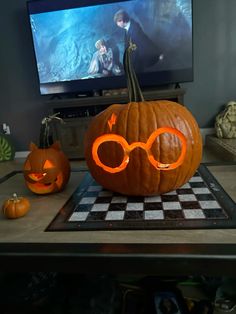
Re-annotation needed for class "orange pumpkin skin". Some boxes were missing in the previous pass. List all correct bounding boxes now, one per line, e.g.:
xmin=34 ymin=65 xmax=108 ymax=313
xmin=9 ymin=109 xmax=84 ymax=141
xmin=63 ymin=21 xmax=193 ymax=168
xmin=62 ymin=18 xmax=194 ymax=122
xmin=2 ymin=194 xmax=30 ymax=219
xmin=23 ymin=142 xmax=71 ymax=195
xmin=84 ymin=100 xmax=202 ymax=196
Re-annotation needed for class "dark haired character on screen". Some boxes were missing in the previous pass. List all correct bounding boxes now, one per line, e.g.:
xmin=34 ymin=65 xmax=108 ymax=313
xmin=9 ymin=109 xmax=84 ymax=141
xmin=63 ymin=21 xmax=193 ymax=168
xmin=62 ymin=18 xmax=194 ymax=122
xmin=114 ymin=9 xmax=164 ymax=73
xmin=158 ymin=297 xmax=179 ymax=314
xmin=88 ymin=39 xmax=121 ymax=77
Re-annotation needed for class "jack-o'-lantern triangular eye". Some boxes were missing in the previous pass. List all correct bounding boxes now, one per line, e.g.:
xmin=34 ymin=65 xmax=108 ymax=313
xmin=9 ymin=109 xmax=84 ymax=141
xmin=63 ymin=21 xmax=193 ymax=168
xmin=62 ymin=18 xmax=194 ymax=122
xmin=43 ymin=159 xmax=54 ymax=169
xmin=24 ymin=159 xmax=31 ymax=171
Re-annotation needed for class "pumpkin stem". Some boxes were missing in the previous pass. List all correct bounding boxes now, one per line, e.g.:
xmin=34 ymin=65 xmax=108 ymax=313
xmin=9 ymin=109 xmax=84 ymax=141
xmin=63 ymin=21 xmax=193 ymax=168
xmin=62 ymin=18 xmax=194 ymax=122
xmin=39 ymin=113 xmax=64 ymax=148
xmin=12 ymin=193 xmax=19 ymax=202
xmin=123 ymin=41 xmax=144 ymax=102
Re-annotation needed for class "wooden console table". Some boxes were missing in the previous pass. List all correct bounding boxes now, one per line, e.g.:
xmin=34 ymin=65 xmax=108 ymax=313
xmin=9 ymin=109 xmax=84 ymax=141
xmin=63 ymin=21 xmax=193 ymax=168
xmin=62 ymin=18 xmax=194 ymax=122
xmin=0 ymin=159 xmax=236 ymax=275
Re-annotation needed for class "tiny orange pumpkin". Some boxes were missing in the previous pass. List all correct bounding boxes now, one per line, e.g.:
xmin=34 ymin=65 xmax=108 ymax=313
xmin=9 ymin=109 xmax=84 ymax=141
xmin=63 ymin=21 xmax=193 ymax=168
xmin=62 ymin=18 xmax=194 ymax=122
xmin=2 ymin=193 xmax=30 ymax=219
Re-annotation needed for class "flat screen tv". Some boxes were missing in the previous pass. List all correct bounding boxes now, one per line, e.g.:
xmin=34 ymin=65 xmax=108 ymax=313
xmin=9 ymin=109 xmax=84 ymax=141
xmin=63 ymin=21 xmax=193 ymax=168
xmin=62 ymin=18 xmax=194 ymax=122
xmin=27 ymin=0 xmax=193 ymax=96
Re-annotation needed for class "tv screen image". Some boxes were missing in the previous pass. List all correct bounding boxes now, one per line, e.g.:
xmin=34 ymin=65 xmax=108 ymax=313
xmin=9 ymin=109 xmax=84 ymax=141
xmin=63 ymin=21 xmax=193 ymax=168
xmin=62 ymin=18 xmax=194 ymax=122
xmin=27 ymin=0 xmax=193 ymax=95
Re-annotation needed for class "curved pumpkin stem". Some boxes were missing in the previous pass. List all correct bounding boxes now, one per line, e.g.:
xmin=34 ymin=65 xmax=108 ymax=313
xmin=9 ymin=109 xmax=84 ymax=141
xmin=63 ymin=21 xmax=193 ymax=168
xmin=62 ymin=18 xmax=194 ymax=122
xmin=39 ymin=113 xmax=64 ymax=148
xmin=123 ymin=41 xmax=144 ymax=102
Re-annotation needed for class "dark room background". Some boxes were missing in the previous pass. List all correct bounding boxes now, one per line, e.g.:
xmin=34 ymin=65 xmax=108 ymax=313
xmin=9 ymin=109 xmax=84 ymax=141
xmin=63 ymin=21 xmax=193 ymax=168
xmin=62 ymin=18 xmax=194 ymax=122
xmin=0 ymin=0 xmax=236 ymax=151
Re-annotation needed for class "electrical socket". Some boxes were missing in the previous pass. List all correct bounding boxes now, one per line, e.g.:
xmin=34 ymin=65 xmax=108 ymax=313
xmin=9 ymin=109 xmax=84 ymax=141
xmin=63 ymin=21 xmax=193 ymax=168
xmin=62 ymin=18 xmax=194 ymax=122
xmin=2 ymin=123 xmax=11 ymax=134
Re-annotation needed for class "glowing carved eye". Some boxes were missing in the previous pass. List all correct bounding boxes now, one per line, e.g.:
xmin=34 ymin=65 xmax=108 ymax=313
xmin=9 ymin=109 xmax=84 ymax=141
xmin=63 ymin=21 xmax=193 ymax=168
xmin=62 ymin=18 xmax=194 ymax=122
xmin=24 ymin=159 xmax=31 ymax=171
xmin=43 ymin=159 xmax=54 ymax=169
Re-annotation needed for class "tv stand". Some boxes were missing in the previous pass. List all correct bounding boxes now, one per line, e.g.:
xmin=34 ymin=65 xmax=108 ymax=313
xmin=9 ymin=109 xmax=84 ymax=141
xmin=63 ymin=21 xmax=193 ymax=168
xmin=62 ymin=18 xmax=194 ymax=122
xmin=48 ymin=87 xmax=186 ymax=159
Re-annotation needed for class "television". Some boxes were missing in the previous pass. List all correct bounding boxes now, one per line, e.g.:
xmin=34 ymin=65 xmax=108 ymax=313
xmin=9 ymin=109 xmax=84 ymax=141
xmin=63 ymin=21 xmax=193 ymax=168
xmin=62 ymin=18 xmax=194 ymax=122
xmin=27 ymin=0 xmax=193 ymax=96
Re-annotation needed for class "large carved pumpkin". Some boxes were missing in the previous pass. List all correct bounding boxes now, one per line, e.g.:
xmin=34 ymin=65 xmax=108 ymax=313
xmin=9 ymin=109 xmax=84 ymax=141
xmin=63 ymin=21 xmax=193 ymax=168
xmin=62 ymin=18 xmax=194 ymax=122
xmin=84 ymin=43 xmax=202 ymax=196
xmin=23 ymin=115 xmax=71 ymax=195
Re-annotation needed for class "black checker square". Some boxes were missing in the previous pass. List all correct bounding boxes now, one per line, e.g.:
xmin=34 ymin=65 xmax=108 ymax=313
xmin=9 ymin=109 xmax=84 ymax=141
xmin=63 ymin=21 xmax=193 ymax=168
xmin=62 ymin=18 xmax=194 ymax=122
xmin=144 ymin=202 xmax=163 ymax=211
xmin=108 ymin=203 xmax=127 ymax=211
xmin=176 ymin=188 xmax=193 ymax=195
xmin=127 ymin=196 xmax=145 ymax=203
xmin=124 ymin=210 xmax=144 ymax=220
xmin=196 ymin=194 xmax=215 ymax=201
xmin=181 ymin=201 xmax=201 ymax=209
xmin=46 ymin=165 xmax=236 ymax=231
xmin=164 ymin=210 xmax=185 ymax=220
xmin=203 ymin=208 xmax=228 ymax=219
xmin=87 ymin=211 xmax=107 ymax=221
xmin=74 ymin=203 xmax=93 ymax=212
xmin=161 ymin=194 xmax=179 ymax=202
xmin=189 ymin=181 xmax=206 ymax=188
xmin=95 ymin=196 xmax=113 ymax=204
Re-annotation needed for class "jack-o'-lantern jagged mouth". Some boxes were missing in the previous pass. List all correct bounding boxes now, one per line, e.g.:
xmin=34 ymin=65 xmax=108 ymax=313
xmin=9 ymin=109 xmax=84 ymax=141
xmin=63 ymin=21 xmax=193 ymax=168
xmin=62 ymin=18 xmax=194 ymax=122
xmin=92 ymin=127 xmax=187 ymax=173
xmin=25 ymin=172 xmax=64 ymax=192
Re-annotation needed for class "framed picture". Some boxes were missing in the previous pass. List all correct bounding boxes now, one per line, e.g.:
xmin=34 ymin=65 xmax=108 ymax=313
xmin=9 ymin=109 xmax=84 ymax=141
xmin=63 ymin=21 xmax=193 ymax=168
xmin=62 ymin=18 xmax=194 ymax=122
xmin=154 ymin=289 xmax=188 ymax=314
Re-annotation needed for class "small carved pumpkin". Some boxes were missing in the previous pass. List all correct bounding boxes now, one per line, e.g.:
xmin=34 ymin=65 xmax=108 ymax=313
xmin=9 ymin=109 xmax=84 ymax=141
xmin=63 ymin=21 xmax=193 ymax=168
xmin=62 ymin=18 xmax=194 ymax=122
xmin=23 ymin=142 xmax=70 ymax=195
xmin=2 ymin=193 xmax=30 ymax=219
xmin=23 ymin=114 xmax=71 ymax=195
xmin=84 ymin=43 xmax=202 ymax=196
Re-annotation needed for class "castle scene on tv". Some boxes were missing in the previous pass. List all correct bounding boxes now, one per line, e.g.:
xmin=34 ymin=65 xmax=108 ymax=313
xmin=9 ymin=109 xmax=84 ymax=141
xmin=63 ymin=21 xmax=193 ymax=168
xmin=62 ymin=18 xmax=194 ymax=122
xmin=30 ymin=0 xmax=192 ymax=84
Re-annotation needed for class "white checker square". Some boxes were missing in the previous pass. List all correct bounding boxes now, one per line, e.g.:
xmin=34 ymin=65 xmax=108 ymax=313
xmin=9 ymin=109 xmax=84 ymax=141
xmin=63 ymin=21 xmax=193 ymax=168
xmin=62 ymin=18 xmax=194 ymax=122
xmin=79 ymin=197 xmax=96 ymax=204
xmin=87 ymin=185 xmax=103 ymax=192
xmin=69 ymin=212 xmax=89 ymax=221
xmin=126 ymin=203 xmax=143 ymax=211
xmin=111 ymin=196 xmax=128 ymax=203
xmin=163 ymin=190 xmax=177 ymax=195
xmin=189 ymin=176 xmax=203 ymax=182
xmin=199 ymin=200 xmax=221 ymax=209
xmin=98 ymin=190 xmax=113 ymax=197
xmin=184 ymin=209 xmax=205 ymax=219
xmin=91 ymin=204 xmax=109 ymax=211
xmin=180 ymin=183 xmax=191 ymax=189
xmin=178 ymin=194 xmax=197 ymax=202
xmin=105 ymin=211 xmax=124 ymax=220
xmin=192 ymin=187 xmax=211 ymax=194
xmin=145 ymin=210 xmax=164 ymax=220
xmin=144 ymin=196 xmax=161 ymax=203
xmin=163 ymin=202 xmax=181 ymax=210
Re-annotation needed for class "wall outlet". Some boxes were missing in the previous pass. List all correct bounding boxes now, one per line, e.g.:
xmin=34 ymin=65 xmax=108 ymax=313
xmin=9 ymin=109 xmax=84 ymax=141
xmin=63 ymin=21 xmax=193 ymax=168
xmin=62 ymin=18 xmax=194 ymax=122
xmin=2 ymin=123 xmax=10 ymax=134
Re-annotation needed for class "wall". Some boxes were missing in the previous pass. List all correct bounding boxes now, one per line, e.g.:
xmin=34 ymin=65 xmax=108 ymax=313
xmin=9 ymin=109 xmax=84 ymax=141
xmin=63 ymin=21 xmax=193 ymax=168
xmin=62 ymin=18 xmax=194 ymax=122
xmin=184 ymin=0 xmax=236 ymax=127
xmin=0 ymin=0 xmax=236 ymax=151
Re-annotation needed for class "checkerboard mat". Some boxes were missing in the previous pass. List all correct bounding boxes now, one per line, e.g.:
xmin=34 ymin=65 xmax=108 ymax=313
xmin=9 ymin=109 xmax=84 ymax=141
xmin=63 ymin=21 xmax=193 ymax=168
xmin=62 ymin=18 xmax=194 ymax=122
xmin=46 ymin=165 xmax=236 ymax=231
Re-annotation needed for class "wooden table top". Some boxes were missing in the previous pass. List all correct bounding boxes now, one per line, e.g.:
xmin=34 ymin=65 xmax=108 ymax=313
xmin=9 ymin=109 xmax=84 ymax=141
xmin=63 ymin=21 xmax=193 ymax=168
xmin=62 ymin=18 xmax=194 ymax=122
xmin=0 ymin=159 xmax=236 ymax=274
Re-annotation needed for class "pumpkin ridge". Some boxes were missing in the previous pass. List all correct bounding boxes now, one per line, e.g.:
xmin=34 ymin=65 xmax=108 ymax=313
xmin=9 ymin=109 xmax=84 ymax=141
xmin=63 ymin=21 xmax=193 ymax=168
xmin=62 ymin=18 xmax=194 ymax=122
xmin=121 ymin=102 xmax=132 ymax=192
xmin=163 ymin=102 xmax=182 ymax=190
xmin=168 ymin=103 xmax=190 ymax=188
xmin=181 ymin=110 xmax=195 ymax=184
xmin=151 ymin=102 xmax=160 ymax=192
xmin=139 ymin=101 xmax=152 ymax=193
xmin=126 ymin=102 xmax=139 ymax=193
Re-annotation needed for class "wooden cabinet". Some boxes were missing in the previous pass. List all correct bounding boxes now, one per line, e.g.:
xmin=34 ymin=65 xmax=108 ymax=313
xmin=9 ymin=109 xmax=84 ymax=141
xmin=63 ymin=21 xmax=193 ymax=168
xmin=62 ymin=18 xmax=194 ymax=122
xmin=48 ymin=88 xmax=185 ymax=159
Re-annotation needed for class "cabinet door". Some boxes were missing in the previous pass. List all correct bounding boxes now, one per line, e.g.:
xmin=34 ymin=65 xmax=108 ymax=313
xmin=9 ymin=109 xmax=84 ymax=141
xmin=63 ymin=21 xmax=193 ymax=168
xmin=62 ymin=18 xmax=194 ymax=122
xmin=53 ymin=117 xmax=92 ymax=159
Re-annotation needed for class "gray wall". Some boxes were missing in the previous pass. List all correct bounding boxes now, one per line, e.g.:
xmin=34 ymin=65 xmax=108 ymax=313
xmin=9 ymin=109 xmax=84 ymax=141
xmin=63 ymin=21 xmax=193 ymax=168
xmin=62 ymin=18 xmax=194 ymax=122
xmin=0 ymin=0 xmax=236 ymax=151
xmin=185 ymin=0 xmax=236 ymax=127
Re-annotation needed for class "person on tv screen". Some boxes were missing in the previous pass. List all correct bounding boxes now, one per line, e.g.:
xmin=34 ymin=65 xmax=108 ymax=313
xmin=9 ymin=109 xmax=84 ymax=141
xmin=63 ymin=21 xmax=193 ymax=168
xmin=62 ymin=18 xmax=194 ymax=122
xmin=114 ymin=9 xmax=164 ymax=73
xmin=88 ymin=39 xmax=121 ymax=77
